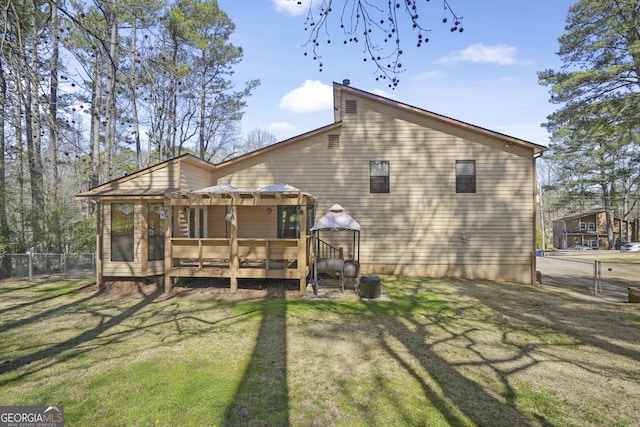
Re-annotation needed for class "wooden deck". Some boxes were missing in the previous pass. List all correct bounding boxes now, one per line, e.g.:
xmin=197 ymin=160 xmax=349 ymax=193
xmin=166 ymin=237 xmax=312 ymax=293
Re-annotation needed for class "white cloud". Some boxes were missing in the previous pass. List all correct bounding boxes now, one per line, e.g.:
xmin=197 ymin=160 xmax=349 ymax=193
xmin=437 ymin=43 xmax=519 ymax=65
xmin=273 ymin=0 xmax=308 ymax=16
xmin=279 ymin=80 xmax=333 ymax=113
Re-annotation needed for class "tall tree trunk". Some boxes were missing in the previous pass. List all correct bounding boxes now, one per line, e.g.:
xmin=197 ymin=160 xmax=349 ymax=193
xmin=0 ymin=60 xmax=11 ymax=273
xmin=602 ymin=182 xmax=615 ymax=250
xmin=25 ymin=0 xmax=45 ymax=251
xmin=129 ymin=16 xmax=143 ymax=169
xmin=49 ymin=2 xmax=62 ymax=251
xmin=103 ymin=12 xmax=118 ymax=180
xmin=90 ymin=50 xmax=104 ymax=190
xmin=168 ymin=32 xmax=179 ymax=160
xmin=23 ymin=77 xmax=45 ymax=250
xmin=14 ymin=84 xmax=26 ymax=252
xmin=199 ymin=68 xmax=206 ymax=159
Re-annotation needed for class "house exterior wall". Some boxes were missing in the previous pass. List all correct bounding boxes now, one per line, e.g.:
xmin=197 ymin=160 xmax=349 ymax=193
xmin=237 ymin=206 xmax=277 ymax=239
xmin=76 ymin=154 xmax=219 ymax=200
xmin=213 ymin=92 xmax=537 ymax=284
xmin=596 ymin=212 xmax=607 ymax=231
xmin=207 ymin=206 xmax=228 ymax=238
xmin=180 ymin=161 xmax=217 ymax=190
xmin=112 ymin=162 xmax=180 ymax=192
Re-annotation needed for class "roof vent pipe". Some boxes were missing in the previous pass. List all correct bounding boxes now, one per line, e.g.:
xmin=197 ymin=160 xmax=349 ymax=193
xmin=342 ymin=79 xmax=350 ymax=86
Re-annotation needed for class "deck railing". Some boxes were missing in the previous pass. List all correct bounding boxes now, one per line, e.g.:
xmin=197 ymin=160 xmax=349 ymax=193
xmin=316 ymin=238 xmax=343 ymax=259
xmin=169 ymin=237 xmax=308 ymax=271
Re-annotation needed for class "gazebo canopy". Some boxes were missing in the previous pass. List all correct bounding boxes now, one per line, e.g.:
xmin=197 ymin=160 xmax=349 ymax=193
xmin=310 ymin=204 xmax=361 ymax=231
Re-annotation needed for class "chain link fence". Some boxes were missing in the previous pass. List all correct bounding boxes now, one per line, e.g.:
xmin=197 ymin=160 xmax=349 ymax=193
xmin=0 ymin=252 xmax=96 ymax=280
xmin=2 ymin=251 xmax=636 ymax=301
xmin=536 ymin=253 xmax=640 ymax=302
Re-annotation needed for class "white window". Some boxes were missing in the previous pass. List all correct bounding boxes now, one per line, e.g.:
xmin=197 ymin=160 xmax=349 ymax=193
xmin=580 ymin=223 xmax=586 ymax=230
xmin=456 ymin=160 xmax=476 ymax=193
xmin=588 ymin=222 xmax=596 ymax=230
xmin=370 ymin=160 xmax=390 ymax=193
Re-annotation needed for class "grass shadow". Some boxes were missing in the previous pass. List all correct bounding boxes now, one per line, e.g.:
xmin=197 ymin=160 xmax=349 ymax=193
xmin=373 ymin=279 xmax=536 ymax=426
xmin=223 ymin=287 xmax=290 ymax=426
xmin=0 ymin=287 xmax=163 ymax=383
xmin=465 ymin=279 xmax=640 ymax=362
xmin=0 ymin=282 xmax=95 ymax=317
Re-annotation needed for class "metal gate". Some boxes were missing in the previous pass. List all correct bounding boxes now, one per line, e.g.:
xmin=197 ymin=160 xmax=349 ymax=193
xmin=536 ymin=255 xmax=637 ymax=302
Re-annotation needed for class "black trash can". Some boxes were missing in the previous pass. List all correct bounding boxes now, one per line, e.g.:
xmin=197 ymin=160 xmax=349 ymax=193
xmin=359 ymin=275 xmax=381 ymax=298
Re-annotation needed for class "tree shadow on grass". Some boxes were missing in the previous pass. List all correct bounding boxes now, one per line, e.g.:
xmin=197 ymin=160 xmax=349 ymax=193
xmin=297 ymin=278 xmax=548 ymax=426
xmin=0 ymin=287 xmax=163 ymax=383
xmin=464 ymin=279 xmax=640 ymax=362
xmin=223 ymin=287 xmax=290 ymax=426
xmin=0 ymin=282 xmax=95 ymax=318
xmin=372 ymin=287 xmax=537 ymax=426
xmin=349 ymin=277 xmax=640 ymax=426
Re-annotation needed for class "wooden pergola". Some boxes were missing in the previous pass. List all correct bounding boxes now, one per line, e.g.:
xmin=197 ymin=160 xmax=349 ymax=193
xmin=164 ymin=183 xmax=316 ymax=294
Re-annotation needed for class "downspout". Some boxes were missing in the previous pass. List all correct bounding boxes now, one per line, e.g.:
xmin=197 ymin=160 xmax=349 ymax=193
xmin=533 ymin=152 xmax=543 ymax=285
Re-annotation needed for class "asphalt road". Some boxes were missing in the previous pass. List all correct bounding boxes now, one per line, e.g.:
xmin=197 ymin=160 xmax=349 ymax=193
xmin=536 ymin=254 xmax=634 ymax=303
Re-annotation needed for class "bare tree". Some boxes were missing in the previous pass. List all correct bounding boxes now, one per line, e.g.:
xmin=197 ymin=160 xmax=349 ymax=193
xmin=292 ymin=0 xmax=464 ymax=87
xmin=238 ymin=128 xmax=277 ymax=155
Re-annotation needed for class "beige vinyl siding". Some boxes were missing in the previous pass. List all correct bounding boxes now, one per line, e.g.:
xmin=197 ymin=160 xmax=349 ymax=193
xmin=207 ymin=206 xmax=228 ymax=238
xmin=147 ymin=260 xmax=165 ymax=276
xmin=214 ymin=92 xmax=536 ymax=284
xmin=114 ymin=163 xmax=179 ymax=192
xmin=180 ymin=162 xmax=216 ymax=190
xmin=238 ymin=206 xmax=277 ymax=239
xmin=99 ymin=159 xmax=214 ymax=194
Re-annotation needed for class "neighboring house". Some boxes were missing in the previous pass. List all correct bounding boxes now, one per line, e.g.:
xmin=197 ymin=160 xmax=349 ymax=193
xmin=552 ymin=208 xmax=637 ymax=249
xmin=77 ymin=81 xmax=547 ymax=293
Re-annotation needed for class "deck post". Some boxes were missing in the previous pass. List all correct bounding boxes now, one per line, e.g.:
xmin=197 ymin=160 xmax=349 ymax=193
xmin=96 ymin=203 xmax=104 ymax=289
xmin=229 ymin=204 xmax=238 ymax=292
xmin=299 ymin=200 xmax=308 ymax=295
xmin=164 ymin=203 xmax=173 ymax=293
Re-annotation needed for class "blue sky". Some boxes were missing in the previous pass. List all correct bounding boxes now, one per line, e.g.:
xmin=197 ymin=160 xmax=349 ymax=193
xmin=218 ymin=0 xmax=576 ymax=146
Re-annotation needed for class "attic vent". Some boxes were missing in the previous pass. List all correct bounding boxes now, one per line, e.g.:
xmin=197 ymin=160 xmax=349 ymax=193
xmin=328 ymin=134 xmax=340 ymax=149
xmin=345 ymin=100 xmax=357 ymax=114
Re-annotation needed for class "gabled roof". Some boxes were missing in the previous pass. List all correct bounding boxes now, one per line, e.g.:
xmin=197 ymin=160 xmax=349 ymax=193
xmin=214 ymin=122 xmax=342 ymax=171
xmin=553 ymin=208 xmax=613 ymax=222
xmin=78 ymin=83 xmax=547 ymax=200
xmin=332 ymin=82 xmax=548 ymax=154
xmin=215 ymin=83 xmax=547 ymax=174
xmin=76 ymin=154 xmax=216 ymax=199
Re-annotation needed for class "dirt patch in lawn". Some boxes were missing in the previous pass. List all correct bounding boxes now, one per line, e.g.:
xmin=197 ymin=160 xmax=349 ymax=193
xmin=95 ymin=278 xmax=305 ymax=301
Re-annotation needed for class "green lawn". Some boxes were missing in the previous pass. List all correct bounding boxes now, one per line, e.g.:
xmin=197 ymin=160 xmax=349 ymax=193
xmin=1 ymin=276 xmax=639 ymax=426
